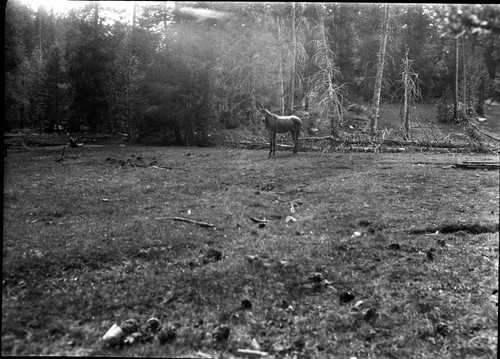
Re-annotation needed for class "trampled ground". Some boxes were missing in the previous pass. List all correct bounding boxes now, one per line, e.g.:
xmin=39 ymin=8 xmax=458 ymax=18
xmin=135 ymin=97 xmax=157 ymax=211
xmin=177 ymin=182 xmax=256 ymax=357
xmin=2 ymin=144 xmax=498 ymax=357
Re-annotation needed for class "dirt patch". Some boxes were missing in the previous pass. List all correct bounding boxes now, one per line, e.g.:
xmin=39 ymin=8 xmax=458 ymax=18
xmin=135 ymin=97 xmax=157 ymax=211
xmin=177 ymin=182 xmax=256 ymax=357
xmin=105 ymin=154 xmax=172 ymax=169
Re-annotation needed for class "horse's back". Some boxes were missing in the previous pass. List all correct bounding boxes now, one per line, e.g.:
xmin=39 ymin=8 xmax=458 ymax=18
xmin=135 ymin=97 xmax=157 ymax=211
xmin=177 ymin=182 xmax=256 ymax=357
xmin=274 ymin=117 xmax=301 ymax=133
xmin=264 ymin=111 xmax=302 ymax=133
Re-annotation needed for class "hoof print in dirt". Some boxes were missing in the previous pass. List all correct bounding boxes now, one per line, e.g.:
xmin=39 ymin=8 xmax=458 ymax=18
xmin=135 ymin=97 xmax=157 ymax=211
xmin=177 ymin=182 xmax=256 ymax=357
xmin=202 ymin=248 xmax=223 ymax=264
xmin=246 ymin=255 xmax=259 ymax=263
xmin=145 ymin=317 xmax=162 ymax=332
xmin=293 ymin=336 xmax=306 ymax=351
xmin=240 ymin=298 xmax=252 ymax=310
xmin=260 ymin=183 xmax=275 ymax=191
xmin=425 ymin=249 xmax=434 ymax=261
xmin=358 ymin=219 xmax=371 ymax=227
xmin=387 ymin=243 xmax=401 ymax=250
xmin=307 ymin=272 xmax=324 ymax=283
xmin=278 ymin=300 xmax=290 ymax=310
xmin=213 ymin=324 xmax=230 ymax=341
xmin=339 ymin=291 xmax=356 ymax=304
xmin=158 ymin=325 xmax=177 ymax=345
xmin=363 ymin=307 xmax=379 ymax=323
xmin=436 ymin=239 xmax=446 ymax=247
xmin=435 ymin=323 xmax=450 ymax=336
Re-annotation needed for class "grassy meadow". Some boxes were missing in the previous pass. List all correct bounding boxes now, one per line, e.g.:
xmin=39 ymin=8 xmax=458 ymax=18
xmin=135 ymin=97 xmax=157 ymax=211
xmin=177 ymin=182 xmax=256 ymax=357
xmin=2 ymin=103 xmax=499 ymax=357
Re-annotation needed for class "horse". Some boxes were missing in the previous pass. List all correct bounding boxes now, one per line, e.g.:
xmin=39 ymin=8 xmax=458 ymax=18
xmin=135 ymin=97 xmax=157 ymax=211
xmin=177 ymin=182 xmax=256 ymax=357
xmin=262 ymin=109 xmax=302 ymax=156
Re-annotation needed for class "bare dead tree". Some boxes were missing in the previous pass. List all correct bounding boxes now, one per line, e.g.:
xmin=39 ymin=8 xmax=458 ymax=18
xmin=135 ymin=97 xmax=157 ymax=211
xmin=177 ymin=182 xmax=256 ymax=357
xmin=400 ymin=47 xmax=421 ymax=141
xmin=369 ymin=4 xmax=390 ymax=135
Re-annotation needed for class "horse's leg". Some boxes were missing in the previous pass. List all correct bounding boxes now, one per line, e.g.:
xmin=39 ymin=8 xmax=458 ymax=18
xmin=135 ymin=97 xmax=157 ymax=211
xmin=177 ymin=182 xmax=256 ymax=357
xmin=269 ymin=132 xmax=272 ymax=156
xmin=274 ymin=133 xmax=277 ymax=156
xmin=291 ymin=130 xmax=298 ymax=153
xmin=295 ymin=130 xmax=298 ymax=153
xmin=269 ymin=132 xmax=274 ymax=156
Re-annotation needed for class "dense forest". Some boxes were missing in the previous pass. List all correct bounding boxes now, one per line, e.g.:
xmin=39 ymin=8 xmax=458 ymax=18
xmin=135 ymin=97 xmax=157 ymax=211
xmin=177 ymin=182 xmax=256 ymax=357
xmin=4 ymin=1 xmax=500 ymax=146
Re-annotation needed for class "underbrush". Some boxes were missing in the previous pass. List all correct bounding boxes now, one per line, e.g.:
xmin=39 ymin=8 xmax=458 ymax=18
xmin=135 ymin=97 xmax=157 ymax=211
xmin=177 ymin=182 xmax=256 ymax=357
xmin=219 ymin=103 xmax=499 ymax=154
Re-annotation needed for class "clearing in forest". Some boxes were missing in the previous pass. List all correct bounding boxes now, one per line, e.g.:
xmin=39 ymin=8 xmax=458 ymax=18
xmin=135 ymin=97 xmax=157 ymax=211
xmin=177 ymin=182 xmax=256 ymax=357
xmin=2 ymin=146 xmax=498 ymax=357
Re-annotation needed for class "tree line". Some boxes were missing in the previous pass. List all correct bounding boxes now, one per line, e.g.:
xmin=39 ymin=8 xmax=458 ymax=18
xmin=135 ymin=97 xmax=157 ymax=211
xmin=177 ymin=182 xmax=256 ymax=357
xmin=5 ymin=1 xmax=500 ymax=145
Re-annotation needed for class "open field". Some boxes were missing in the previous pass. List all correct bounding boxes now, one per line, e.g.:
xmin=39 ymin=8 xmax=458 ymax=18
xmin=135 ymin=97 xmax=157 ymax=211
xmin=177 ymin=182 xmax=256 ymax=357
xmin=2 ymin=143 xmax=498 ymax=357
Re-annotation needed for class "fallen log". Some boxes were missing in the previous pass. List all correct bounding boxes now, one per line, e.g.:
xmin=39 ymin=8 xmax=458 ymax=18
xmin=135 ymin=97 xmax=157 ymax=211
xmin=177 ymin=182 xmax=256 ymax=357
xmin=225 ymin=141 xmax=293 ymax=149
xmin=4 ymin=133 xmax=29 ymax=139
xmin=227 ymin=138 xmax=475 ymax=150
xmin=226 ymin=135 xmax=498 ymax=152
xmin=453 ymin=161 xmax=500 ymax=170
xmin=155 ymin=216 xmax=215 ymax=228
xmin=329 ymin=137 xmax=474 ymax=149
xmin=4 ymin=137 xmax=31 ymax=151
xmin=473 ymin=128 xmax=500 ymax=142
xmin=26 ymin=138 xmax=69 ymax=146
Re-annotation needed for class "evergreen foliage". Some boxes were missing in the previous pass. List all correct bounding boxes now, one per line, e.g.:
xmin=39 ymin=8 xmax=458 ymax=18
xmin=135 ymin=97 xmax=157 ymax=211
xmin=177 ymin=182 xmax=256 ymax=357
xmin=4 ymin=1 xmax=500 ymax=144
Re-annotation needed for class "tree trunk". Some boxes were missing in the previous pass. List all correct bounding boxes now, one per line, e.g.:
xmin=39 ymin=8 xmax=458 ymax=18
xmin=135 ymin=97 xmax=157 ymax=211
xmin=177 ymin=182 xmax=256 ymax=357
xmin=290 ymin=2 xmax=296 ymax=115
xmin=277 ymin=16 xmax=285 ymax=116
xmin=454 ymin=36 xmax=459 ymax=121
xmin=38 ymin=6 xmax=43 ymax=62
xmin=400 ymin=46 xmax=417 ymax=141
xmin=484 ymin=37 xmax=497 ymax=81
xmin=402 ymin=50 xmax=410 ymax=141
xmin=55 ymin=64 xmax=60 ymax=130
xmin=250 ymin=62 xmax=257 ymax=126
xmin=475 ymin=75 xmax=486 ymax=116
xmin=94 ymin=2 xmax=99 ymax=30
xmin=369 ymin=4 xmax=390 ymax=136
xmin=314 ymin=4 xmax=341 ymax=136
xmin=303 ymin=77 xmax=309 ymax=111
xmin=163 ymin=1 xmax=168 ymax=38
xmin=132 ymin=1 xmax=137 ymax=29
xmin=462 ymin=36 xmax=467 ymax=109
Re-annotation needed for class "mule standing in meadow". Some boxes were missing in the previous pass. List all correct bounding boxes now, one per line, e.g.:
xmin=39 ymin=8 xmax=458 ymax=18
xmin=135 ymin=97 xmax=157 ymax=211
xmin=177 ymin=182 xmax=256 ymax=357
xmin=262 ymin=109 xmax=302 ymax=156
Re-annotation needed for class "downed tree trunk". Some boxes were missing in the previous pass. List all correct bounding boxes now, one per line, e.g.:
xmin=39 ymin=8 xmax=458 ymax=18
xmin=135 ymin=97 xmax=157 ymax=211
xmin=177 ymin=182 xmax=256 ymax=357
xmin=226 ymin=141 xmax=294 ymax=149
xmin=26 ymin=138 xmax=69 ymax=146
xmin=303 ymin=136 xmax=476 ymax=149
xmin=230 ymin=137 xmax=479 ymax=149
xmin=4 ymin=136 xmax=31 ymax=152
xmin=453 ymin=161 xmax=499 ymax=170
xmin=225 ymin=136 xmax=496 ymax=153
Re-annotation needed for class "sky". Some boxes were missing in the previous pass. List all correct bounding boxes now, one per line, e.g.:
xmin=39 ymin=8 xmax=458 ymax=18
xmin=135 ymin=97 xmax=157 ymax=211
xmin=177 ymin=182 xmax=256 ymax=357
xmin=22 ymin=0 xmax=139 ymax=25
xmin=23 ymin=0 xmax=86 ymax=13
xmin=20 ymin=0 xmax=180 ymax=25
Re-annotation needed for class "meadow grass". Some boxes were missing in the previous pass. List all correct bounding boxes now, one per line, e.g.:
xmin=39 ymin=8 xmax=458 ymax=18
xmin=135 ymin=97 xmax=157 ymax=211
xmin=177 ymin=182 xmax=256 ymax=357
xmin=2 ymin=142 xmax=498 ymax=357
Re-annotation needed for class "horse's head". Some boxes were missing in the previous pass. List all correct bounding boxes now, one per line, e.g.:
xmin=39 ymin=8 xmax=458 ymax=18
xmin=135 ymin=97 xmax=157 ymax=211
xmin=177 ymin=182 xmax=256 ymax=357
xmin=262 ymin=109 xmax=275 ymax=117
xmin=260 ymin=108 xmax=274 ymax=124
